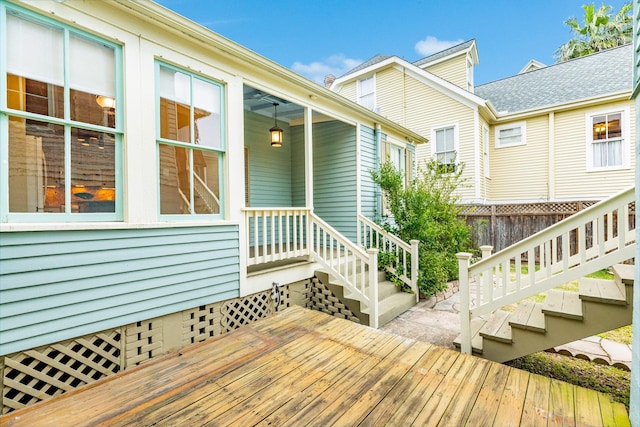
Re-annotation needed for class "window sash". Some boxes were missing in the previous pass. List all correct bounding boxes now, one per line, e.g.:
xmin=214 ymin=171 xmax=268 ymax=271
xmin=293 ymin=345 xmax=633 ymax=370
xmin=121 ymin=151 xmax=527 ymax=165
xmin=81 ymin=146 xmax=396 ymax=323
xmin=589 ymin=112 xmax=624 ymax=169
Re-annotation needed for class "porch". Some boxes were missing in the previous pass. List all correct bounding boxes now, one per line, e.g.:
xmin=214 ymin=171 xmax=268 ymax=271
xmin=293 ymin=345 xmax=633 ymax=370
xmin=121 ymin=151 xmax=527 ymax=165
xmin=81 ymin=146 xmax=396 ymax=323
xmin=1 ymin=305 xmax=629 ymax=426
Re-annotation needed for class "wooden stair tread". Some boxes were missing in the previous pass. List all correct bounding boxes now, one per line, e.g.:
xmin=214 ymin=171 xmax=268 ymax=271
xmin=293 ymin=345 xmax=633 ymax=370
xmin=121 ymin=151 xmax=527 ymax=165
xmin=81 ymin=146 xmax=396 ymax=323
xmin=542 ymin=289 xmax=583 ymax=320
xmin=611 ymin=263 xmax=634 ymax=285
xmin=479 ymin=310 xmax=512 ymax=343
xmin=578 ymin=278 xmax=626 ymax=305
xmin=508 ymin=301 xmax=546 ymax=333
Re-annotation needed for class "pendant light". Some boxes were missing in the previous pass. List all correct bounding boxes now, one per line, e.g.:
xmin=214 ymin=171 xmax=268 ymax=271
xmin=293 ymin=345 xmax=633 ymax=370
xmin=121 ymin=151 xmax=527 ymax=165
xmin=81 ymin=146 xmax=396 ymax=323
xmin=269 ymin=102 xmax=283 ymax=147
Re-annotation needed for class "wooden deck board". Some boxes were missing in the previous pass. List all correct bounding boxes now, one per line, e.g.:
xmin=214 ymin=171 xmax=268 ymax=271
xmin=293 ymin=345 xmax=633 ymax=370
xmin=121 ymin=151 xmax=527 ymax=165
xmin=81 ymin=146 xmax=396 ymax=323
xmin=0 ymin=305 xmax=629 ymax=427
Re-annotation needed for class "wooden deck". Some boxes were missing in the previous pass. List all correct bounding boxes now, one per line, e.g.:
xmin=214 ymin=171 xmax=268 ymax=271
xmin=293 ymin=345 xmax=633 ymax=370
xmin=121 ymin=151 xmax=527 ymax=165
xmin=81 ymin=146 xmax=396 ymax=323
xmin=0 ymin=306 xmax=630 ymax=426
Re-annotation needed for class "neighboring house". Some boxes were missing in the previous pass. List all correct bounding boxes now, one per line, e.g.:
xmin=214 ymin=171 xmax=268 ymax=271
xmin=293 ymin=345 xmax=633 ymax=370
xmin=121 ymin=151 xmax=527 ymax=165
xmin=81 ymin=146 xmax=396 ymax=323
xmin=0 ymin=0 xmax=425 ymax=413
xmin=331 ymin=40 xmax=635 ymax=205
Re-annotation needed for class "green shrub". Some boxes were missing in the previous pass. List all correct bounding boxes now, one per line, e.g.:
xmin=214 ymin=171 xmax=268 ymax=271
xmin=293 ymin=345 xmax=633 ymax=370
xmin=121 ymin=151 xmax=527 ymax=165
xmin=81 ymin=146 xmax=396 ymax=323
xmin=371 ymin=158 xmax=471 ymax=296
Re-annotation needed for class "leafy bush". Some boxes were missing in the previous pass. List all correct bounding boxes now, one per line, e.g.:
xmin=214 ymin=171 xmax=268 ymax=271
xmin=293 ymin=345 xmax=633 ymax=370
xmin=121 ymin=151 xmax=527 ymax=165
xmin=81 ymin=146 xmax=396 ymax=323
xmin=371 ymin=158 xmax=471 ymax=296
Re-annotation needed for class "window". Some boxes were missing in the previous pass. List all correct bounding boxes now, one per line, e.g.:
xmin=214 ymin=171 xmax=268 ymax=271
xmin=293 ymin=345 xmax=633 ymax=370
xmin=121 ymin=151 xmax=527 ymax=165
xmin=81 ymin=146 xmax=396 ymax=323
xmin=587 ymin=110 xmax=628 ymax=170
xmin=2 ymin=5 xmax=122 ymax=221
xmin=432 ymin=125 xmax=457 ymax=173
xmin=357 ymin=75 xmax=375 ymax=111
xmin=157 ymin=63 xmax=225 ymax=217
xmin=483 ymin=125 xmax=490 ymax=178
xmin=495 ymin=122 xmax=526 ymax=148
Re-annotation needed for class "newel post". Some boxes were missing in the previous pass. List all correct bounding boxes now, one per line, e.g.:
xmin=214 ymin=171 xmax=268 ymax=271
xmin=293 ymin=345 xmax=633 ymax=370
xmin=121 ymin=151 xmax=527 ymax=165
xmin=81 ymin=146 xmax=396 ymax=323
xmin=457 ymin=252 xmax=473 ymax=354
xmin=367 ymin=248 xmax=379 ymax=329
xmin=410 ymin=240 xmax=420 ymax=302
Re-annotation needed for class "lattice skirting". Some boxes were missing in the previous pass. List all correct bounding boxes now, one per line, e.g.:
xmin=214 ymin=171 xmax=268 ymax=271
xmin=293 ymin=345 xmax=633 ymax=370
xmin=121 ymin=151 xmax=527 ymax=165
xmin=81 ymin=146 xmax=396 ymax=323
xmin=1 ymin=283 xmax=301 ymax=415
xmin=308 ymin=276 xmax=361 ymax=323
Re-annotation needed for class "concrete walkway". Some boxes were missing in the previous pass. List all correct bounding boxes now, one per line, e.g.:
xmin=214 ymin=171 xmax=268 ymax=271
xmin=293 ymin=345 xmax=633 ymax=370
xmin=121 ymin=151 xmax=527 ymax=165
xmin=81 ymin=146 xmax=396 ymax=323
xmin=381 ymin=283 xmax=632 ymax=370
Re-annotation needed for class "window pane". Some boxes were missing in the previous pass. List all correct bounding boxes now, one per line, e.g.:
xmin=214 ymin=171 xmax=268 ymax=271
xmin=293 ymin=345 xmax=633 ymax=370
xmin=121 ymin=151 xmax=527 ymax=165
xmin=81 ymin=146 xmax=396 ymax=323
xmin=159 ymin=144 xmax=190 ymax=214
xmin=607 ymin=113 xmax=621 ymax=138
xmin=592 ymin=116 xmax=607 ymax=140
xmin=7 ymin=11 xmax=64 ymax=86
xmin=193 ymin=78 xmax=221 ymax=149
xmin=70 ymin=128 xmax=116 ymax=213
xmin=193 ymin=149 xmax=220 ymax=214
xmin=7 ymin=74 xmax=65 ymax=119
xmin=160 ymin=98 xmax=191 ymax=143
xmin=9 ymin=116 xmax=64 ymax=213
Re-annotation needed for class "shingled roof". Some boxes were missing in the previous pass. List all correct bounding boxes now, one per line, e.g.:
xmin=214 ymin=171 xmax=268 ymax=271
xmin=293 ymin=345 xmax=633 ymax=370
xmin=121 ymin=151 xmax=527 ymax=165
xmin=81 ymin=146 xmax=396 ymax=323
xmin=340 ymin=54 xmax=394 ymax=77
xmin=413 ymin=39 xmax=476 ymax=68
xmin=475 ymin=44 xmax=632 ymax=114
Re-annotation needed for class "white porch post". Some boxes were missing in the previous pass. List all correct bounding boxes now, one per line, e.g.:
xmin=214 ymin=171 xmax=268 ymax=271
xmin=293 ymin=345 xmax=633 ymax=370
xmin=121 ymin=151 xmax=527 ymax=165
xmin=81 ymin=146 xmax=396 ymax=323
xmin=457 ymin=252 xmax=473 ymax=354
xmin=304 ymin=107 xmax=314 ymax=259
xmin=368 ymin=248 xmax=379 ymax=328
xmin=410 ymin=239 xmax=420 ymax=302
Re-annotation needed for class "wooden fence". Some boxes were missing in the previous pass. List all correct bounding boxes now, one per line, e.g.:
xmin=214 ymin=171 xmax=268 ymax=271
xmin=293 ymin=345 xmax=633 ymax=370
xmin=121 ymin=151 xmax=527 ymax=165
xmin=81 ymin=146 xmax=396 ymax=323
xmin=458 ymin=200 xmax=602 ymax=253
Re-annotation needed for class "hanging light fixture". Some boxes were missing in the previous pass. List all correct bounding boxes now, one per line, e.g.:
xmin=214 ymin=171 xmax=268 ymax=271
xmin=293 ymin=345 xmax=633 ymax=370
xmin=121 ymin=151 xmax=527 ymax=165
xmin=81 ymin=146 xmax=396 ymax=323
xmin=96 ymin=95 xmax=116 ymax=109
xmin=269 ymin=102 xmax=283 ymax=147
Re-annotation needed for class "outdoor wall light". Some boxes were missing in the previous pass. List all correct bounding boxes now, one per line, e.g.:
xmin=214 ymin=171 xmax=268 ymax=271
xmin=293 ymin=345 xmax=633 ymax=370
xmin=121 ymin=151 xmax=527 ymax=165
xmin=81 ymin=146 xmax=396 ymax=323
xmin=270 ymin=102 xmax=283 ymax=147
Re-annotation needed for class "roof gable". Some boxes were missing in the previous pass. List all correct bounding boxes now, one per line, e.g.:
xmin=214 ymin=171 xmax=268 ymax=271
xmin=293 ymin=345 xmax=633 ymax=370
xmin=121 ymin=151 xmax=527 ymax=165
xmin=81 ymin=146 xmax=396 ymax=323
xmin=413 ymin=39 xmax=478 ymax=69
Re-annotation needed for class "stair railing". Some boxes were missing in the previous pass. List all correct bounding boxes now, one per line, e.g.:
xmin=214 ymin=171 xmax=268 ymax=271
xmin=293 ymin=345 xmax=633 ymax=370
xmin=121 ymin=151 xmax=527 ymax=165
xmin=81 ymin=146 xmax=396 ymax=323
xmin=193 ymin=172 xmax=220 ymax=213
xmin=357 ymin=215 xmax=420 ymax=301
xmin=457 ymin=185 xmax=635 ymax=355
xmin=310 ymin=214 xmax=379 ymax=328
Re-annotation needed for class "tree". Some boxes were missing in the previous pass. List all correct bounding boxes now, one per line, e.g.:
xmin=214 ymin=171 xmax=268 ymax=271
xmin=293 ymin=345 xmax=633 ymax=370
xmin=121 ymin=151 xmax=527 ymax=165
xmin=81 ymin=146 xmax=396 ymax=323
xmin=554 ymin=2 xmax=632 ymax=63
xmin=371 ymin=159 xmax=471 ymax=297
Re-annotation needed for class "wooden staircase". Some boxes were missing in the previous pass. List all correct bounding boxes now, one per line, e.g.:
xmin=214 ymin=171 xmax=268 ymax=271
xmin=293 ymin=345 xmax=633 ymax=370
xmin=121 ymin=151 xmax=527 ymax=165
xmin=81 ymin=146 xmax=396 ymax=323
xmin=315 ymin=269 xmax=417 ymax=327
xmin=454 ymin=264 xmax=634 ymax=363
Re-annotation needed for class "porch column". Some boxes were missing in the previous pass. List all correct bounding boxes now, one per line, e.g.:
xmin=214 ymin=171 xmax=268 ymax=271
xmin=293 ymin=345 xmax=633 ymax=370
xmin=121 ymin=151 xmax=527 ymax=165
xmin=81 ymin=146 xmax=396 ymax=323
xmin=304 ymin=107 xmax=313 ymax=209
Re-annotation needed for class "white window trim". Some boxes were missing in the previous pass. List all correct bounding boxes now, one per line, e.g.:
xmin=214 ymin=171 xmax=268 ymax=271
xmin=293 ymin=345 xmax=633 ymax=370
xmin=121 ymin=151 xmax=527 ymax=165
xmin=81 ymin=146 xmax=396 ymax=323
xmin=495 ymin=121 xmax=526 ymax=148
xmin=430 ymin=123 xmax=460 ymax=163
xmin=585 ymin=106 xmax=630 ymax=171
xmin=357 ymin=74 xmax=376 ymax=111
xmin=483 ymin=124 xmax=490 ymax=178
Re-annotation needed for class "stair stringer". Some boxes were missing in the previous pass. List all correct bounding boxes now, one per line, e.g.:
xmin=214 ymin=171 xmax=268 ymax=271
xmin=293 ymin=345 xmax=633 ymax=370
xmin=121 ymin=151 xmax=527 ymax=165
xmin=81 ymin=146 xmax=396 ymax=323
xmin=480 ymin=279 xmax=633 ymax=363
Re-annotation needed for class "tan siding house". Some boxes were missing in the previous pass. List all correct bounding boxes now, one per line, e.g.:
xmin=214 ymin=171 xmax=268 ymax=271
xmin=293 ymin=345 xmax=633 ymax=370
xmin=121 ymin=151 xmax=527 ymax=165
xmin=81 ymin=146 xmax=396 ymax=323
xmin=332 ymin=41 xmax=635 ymax=206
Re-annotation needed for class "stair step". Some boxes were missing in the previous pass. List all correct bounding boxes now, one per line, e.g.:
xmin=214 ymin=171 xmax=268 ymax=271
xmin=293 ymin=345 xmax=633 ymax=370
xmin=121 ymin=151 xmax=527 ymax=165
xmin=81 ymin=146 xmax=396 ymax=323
xmin=509 ymin=301 xmax=546 ymax=333
xmin=542 ymin=289 xmax=583 ymax=320
xmin=453 ymin=316 xmax=486 ymax=354
xmin=479 ymin=310 xmax=512 ymax=343
xmin=579 ymin=278 xmax=627 ymax=305
xmin=611 ymin=263 xmax=634 ymax=286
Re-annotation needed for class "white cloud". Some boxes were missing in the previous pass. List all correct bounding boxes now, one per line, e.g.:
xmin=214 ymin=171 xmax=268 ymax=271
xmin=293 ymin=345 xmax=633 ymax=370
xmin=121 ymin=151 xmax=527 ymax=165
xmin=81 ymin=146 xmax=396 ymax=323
xmin=292 ymin=54 xmax=363 ymax=85
xmin=415 ymin=36 xmax=464 ymax=56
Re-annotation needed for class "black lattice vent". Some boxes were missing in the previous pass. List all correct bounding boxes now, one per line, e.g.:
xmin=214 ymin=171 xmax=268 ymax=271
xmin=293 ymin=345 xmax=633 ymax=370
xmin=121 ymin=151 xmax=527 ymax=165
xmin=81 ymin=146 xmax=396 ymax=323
xmin=182 ymin=302 xmax=223 ymax=345
xmin=1 ymin=329 xmax=122 ymax=415
xmin=221 ymin=289 xmax=281 ymax=333
xmin=124 ymin=318 xmax=163 ymax=367
xmin=308 ymin=276 xmax=361 ymax=323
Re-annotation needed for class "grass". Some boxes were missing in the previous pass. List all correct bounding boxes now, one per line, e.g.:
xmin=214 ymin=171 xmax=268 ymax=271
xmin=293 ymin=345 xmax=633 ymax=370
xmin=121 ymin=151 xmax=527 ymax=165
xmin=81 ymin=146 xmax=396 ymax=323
xmin=506 ymin=352 xmax=631 ymax=408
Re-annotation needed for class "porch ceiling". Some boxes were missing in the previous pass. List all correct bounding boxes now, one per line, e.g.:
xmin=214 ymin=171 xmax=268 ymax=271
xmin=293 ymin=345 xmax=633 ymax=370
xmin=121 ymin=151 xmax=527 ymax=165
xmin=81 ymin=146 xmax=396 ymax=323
xmin=243 ymin=86 xmax=332 ymax=124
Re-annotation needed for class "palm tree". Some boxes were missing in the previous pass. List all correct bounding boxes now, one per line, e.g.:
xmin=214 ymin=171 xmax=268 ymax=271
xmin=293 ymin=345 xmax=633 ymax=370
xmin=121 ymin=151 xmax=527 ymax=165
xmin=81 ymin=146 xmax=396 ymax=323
xmin=554 ymin=2 xmax=632 ymax=63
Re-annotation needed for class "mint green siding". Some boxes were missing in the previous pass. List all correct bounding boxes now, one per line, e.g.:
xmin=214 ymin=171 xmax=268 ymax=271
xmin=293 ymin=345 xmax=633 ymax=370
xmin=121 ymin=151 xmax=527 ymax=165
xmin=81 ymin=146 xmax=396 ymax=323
xmin=0 ymin=226 xmax=239 ymax=355
xmin=313 ymin=121 xmax=358 ymax=240
xmin=291 ymin=124 xmax=306 ymax=207
xmin=244 ymin=110 xmax=293 ymax=207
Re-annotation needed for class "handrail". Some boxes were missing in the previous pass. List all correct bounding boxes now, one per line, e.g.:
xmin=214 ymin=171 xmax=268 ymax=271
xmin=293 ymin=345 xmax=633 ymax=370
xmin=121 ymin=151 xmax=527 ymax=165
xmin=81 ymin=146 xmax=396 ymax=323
xmin=310 ymin=213 xmax=379 ymax=327
xmin=194 ymin=172 xmax=220 ymax=213
xmin=358 ymin=214 xmax=419 ymax=301
xmin=456 ymin=185 xmax=635 ymax=354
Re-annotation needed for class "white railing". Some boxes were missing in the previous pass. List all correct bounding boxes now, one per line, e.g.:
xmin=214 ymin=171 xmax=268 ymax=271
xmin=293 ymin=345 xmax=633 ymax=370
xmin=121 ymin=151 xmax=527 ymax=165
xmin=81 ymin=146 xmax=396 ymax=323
xmin=243 ymin=208 xmax=311 ymax=266
xmin=358 ymin=215 xmax=420 ymax=301
xmin=310 ymin=214 xmax=380 ymax=327
xmin=194 ymin=172 xmax=220 ymax=213
xmin=456 ymin=186 xmax=636 ymax=354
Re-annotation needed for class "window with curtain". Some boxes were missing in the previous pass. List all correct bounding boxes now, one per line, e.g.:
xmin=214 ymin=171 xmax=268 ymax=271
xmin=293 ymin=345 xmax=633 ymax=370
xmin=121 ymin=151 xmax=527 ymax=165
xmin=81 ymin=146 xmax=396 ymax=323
xmin=157 ymin=63 xmax=225 ymax=217
xmin=357 ymin=76 xmax=375 ymax=111
xmin=2 ymin=5 xmax=121 ymax=221
xmin=589 ymin=112 xmax=624 ymax=169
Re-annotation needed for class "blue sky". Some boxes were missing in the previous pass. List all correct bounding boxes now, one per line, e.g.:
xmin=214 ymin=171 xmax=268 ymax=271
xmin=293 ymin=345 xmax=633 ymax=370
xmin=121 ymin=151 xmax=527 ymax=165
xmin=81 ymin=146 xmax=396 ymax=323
xmin=154 ymin=1 xmax=631 ymax=86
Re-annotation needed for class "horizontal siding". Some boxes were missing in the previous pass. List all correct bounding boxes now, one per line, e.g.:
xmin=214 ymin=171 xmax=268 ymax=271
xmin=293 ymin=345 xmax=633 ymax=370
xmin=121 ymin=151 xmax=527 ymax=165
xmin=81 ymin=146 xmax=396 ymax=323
xmin=376 ymin=68 xmax=406 ymax=126
xmin=245 ymin=110 xmax=293 ymax=207
xmin=290 ymin=125 xmax=306 ymax=207
xmin=313 ymin=121 xmax=358 ymax=240
xmin=335 ymin=82 xmax=357 ymax=103
xmin=423 ymin=55 xmax=467 ymax=89
xmin=489 ymin=116 xmax=549 ymax=200
xmin=554 ymin=101 xmax=635 ymax=199
xmin=0 ymin=226 xmax=240 ymax=355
